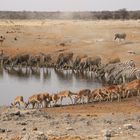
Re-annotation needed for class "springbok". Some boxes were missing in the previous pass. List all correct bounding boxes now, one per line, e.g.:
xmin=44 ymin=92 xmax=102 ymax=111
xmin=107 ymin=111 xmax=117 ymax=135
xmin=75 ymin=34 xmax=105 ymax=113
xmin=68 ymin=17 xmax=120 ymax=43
xmin=114 ymin=33 xmax=126 ymax=41
xmin=124 ymin=79 xmax=140 ymax=98
xmin=25 ymin=94 xmax=40 ymax=109
xmin=74 ymin=89 xmax=91 ymax=104
xmin=90 ymin=89 xmax=104 ymax=102
xmin=11 ymin=96 xmax=25 ymax=108
xmin=37 ymin=93 xmax=50 ymax=108
xmin=48 ymin=94 xmax=60 ymax=107
xmin=26 ymin=93 xmax=50 ymax=109
xmin=102 ymin=85 xmax=121 ymax=102
xmin=0 ymin=50 xmax=3 ymax=56
xmin=0 ymin=36 xmax=5 ymax=46
xmin=57 ymin=90 xmax=76 ymax=105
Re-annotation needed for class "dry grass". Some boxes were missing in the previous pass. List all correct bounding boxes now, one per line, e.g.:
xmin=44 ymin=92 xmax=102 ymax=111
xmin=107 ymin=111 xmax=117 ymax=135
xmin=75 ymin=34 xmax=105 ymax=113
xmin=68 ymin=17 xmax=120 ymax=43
xmin=10 ymin=137 xmax=22 ymax=140
xmin=49 ymin=136 xmax=84 ymax=140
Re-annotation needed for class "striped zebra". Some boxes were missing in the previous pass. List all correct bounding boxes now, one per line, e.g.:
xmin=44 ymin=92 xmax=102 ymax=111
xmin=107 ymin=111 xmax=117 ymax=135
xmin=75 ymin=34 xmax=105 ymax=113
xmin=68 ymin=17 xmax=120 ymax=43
xmin=107 ymin=66 xmax=131 ymax=84
xmin=114 ymin=66 xmax=133 ymax=84
xmin=105 ymin=60 xmax=135 ymax=84
xmin=120 ymin=60 xmax=135 ymax=68
xmin=105 ymin=60 xmax=135 ymax=73
xmin=122 ymin=60 xmax=135 ymax=68
xmin=114 ymin=33 xmax=126 ymax=41
xmin=117 ymin=67 xmax=140 ymax=84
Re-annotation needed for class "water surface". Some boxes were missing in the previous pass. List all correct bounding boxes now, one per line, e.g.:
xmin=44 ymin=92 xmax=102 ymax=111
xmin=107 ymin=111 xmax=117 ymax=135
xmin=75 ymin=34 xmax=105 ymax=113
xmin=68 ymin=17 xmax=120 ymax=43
xmin=0 ymin=68 xmax=102 ymax=105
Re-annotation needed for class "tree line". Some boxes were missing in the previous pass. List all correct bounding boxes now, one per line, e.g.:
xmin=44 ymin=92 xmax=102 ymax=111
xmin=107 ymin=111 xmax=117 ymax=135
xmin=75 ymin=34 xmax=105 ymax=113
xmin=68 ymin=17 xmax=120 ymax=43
xmin=0 ymin=9 xmax=140 ymax=20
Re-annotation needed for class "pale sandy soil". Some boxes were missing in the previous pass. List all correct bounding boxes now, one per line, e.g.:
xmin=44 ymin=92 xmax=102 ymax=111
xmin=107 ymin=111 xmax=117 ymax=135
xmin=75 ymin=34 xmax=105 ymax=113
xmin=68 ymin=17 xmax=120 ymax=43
xmin=0 ymin=20 xmax=140 ymax=140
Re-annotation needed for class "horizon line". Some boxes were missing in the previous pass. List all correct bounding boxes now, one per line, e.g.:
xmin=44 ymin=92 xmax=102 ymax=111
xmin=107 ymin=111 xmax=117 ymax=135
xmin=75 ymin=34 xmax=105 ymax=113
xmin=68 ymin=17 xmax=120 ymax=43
xmin=0 ymin=9 xmax=140 ymax=12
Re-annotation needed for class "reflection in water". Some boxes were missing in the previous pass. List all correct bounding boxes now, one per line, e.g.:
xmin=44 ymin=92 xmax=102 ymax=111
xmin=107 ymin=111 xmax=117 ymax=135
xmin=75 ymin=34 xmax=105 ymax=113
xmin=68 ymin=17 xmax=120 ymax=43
xmin=54 ymin=69 xmax=73 ymax=81
xmin=3 ymin=67 xmax=51 ymax=81
xmin=0 ymin=66 xmax=3 ymax=78
xmin=6 ymin=67 xmax=30 ymax=79
xmin=0 ymin=67 xmax=102 ymax=105
xmin=73 ymin=71 xmax=97 ymax=82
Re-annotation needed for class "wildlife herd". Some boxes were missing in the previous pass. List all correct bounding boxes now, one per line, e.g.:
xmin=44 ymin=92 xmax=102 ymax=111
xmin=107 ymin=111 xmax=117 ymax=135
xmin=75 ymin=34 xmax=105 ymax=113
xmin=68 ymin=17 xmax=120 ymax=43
xmin=11 ymin=79 xmax=140 ymax=109
xmin=0 ymin=44 xmax=139 ymax=86
xmin=2 ymin=32 xmax=139 ymax=109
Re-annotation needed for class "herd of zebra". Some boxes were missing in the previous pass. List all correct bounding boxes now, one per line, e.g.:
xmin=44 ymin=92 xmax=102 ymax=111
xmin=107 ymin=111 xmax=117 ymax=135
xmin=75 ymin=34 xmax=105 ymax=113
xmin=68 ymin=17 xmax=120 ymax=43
xmin=98 ymin=59 xmax=140 ymax=85
xmin=0 ymin=32 xmax=137 ymax=86
xmin=0 ymin=47 xmax=139 ymax=85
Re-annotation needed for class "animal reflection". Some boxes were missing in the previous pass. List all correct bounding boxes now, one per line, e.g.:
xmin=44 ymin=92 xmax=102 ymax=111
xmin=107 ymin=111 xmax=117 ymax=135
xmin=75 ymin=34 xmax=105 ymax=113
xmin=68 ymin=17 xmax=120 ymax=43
xmin=3 ymin=67 xmax=50 ymax=80
xmin=6 ymin=67 xmax=30 ymax=79
xmin=73 ymin=70 xmax=96 ymax=82
xmin=0 ymin=67 xmax=3 ymax=77
xmin=54 ymin=68 xmax=73 ymax=80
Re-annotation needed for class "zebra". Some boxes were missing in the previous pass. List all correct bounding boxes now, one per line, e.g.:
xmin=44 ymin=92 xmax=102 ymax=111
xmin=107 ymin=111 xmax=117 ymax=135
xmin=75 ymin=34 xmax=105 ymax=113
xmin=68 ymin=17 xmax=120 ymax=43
xmin=114 ymin=66 xmax=134 ymax=84
xmin=114 ymin=33 xmax=126 ymax=41
xmin=122 ymin=60 xmax=135 ymax=67
xmin=105 ymin=60 xmax=135 ymax=74
xmin=106 ymin=66 xmax=129 ymax=84
xmin=105 ymin=60 xmax=135 ymax=84
xmin=116 ymin=67 xmax=140 ymax=84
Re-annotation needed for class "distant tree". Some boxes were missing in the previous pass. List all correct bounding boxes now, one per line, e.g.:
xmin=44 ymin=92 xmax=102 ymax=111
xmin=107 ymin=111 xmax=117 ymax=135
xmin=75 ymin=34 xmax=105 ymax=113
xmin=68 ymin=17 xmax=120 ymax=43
xmin=118 ymin=8 xmax=129 ymax=19
xmin=130 ymin=11 xmax=140 ymax=19
xmin=101 ymin=11 xmax=113 ymax=19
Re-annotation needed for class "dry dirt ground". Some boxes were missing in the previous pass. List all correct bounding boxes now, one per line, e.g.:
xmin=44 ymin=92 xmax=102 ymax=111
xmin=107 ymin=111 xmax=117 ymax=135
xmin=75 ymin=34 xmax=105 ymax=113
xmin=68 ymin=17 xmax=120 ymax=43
xmin=0 ymin=20 xmax=140 ymax=140
xmin=0 ymin=19 xmax=140 ymax=65
xmin=0 ymin=97 xmax=140 ymax=140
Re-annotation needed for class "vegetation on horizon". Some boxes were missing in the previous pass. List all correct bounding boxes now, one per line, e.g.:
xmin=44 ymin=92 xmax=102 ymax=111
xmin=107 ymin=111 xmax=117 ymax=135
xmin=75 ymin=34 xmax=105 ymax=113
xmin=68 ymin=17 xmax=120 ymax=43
xmin=0 ymin=9 xmax=140 ymax=20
